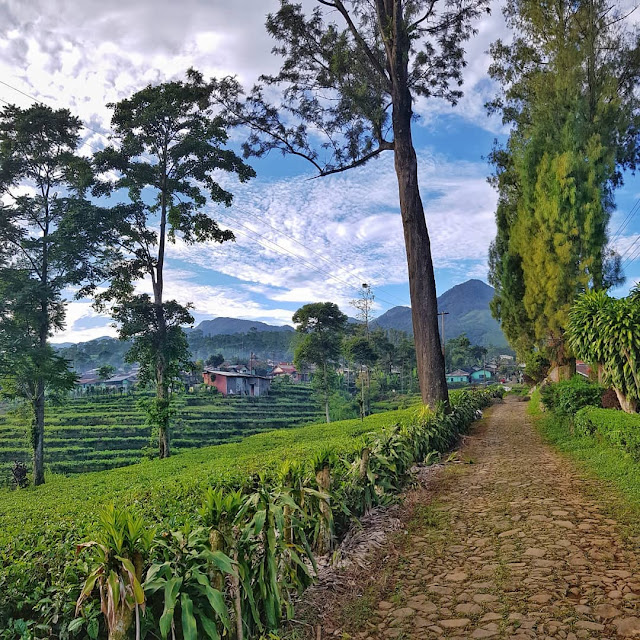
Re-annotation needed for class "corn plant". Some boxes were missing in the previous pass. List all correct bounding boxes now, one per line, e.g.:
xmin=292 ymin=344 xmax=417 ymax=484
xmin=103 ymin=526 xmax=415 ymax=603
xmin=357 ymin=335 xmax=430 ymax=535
xmin=143 ymin=524 xmax=235 ymax=640
xmin=235 ymin=480 xmax=316 ymax=635
xmin=76 ymin=505 xmax=155 ymax=640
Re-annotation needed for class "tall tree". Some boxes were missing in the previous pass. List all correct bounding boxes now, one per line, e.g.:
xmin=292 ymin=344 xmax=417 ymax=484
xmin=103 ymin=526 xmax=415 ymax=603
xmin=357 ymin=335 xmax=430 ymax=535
xmin=216 ymin=0 xmax=489 ymax=408
xmin=351 ymin=283 xmax=375 ymax=337
xmin=94 ymin=73 xmax=255 ymax=458
xmin=487 ymin=0 xmax=639 ymax=373
xmin=0 ymin=104 xmax=108 ymax=484
xmin=293 ymin=302 xmax=348 ymax=422
xmin=344 ymin=333 xmax=378 ymax=418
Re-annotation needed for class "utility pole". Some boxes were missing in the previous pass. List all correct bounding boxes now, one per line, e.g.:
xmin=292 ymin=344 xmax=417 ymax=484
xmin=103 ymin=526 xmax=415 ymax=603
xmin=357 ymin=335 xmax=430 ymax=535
xmin=438 ymin=311 xmax=449 ymax=358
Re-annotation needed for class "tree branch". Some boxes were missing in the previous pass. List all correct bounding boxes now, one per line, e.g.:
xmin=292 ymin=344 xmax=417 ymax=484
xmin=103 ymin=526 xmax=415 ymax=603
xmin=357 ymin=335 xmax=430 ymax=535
xmin=408 ymin=0 xmax=438 ymax=33
xmin=312 ymin=140 xmax=394 ymax=178
xmin=320 ymin=0 xmax=392 ymax=89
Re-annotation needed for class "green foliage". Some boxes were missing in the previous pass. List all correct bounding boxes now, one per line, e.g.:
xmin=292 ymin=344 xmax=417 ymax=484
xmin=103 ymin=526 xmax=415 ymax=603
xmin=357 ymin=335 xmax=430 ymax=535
xmin=144 ymin=525 xmax=234 ymax=640
xmin=574 ymin=407 xmax=640 ymax=460
xmin=568 ymin=289 xmax=640 ymax=411
xmin=523 ymin=351 xmax=550 ymax=384
xmin=487 ymin=0 xmax=639 ymax=361
xmin=97 ymin=365 xmax=116 ymax=381
xmin=0 ymin=390 xmax=494 ymax=636
xmin=293 ymin=302 xmax=348 ymax=422
xmin=539 ymin=377 xmax=603 ymax=417
xmin=444 ymin=333 xmax=487 ymax=371
xmin=0 ymin=103 xmax=111 ymax=484
xmin=76 ymin=505 xmax=154 ymax=640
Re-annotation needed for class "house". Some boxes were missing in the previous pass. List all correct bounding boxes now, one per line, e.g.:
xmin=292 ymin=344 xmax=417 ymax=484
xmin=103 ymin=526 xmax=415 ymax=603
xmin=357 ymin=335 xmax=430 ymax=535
xmin=576 ymin=360 xmax=593 ymax=379
xmin=270 ymin=363 xmax=311 ymax=383
xmin=202 ymin=370 xmax=271 ymax=397
xmin=446 ymin=369 xmax=471 ymax=384
xmin=470 ymin=367 xmax=494 ymax=383
xmin=76 ymin=370 xmax=138 ymax=392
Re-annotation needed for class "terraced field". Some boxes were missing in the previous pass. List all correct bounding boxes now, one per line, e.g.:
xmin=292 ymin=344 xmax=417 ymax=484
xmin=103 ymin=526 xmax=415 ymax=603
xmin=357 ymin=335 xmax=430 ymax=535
xmin=0 ymin=384 xmax=322 ymax=477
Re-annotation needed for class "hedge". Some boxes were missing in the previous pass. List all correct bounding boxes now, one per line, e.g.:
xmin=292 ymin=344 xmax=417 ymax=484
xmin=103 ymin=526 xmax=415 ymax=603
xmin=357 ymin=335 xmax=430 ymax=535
xmin=539 ymin=376 xmax=603 ymax=417
xmin=574 ymin=406 xmax=640 ymax=460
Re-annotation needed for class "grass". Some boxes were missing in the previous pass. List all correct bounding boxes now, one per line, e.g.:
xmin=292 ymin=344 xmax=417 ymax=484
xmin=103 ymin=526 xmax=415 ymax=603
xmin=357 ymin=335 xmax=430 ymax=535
xmin=529 ymin=395 xmax=640 ymax=533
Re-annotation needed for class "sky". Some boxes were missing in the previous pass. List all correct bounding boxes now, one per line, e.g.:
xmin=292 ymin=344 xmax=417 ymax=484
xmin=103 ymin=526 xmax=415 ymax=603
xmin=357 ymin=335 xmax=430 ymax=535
xmin=1 ymin=0 xmax=639 ymax=344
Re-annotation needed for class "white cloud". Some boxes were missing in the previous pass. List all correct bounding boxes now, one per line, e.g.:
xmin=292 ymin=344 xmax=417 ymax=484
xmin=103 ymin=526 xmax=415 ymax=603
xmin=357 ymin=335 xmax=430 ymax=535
xmin=169 ymin=148 xmax=496 ymax=295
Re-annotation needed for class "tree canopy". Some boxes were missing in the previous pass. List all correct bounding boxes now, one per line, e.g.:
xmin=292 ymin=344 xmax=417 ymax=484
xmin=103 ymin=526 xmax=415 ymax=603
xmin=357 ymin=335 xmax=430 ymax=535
xmin=293 ymin=302 xmax=348 ymax=422
xmin=94 ymin=72 xmax=255 ymax=457
xmin=0 ymin=104 xmax=109 ymax=484
xmin=487 ymin=0 xmax=640 ymax=370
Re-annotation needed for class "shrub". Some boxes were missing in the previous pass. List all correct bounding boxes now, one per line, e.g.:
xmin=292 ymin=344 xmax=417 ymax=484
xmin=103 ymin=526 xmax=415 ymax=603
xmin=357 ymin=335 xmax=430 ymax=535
xmin=574 ymin=407 xmax=640 ymax=459
xmin=540 ymin=377 xmax=603 ymax=417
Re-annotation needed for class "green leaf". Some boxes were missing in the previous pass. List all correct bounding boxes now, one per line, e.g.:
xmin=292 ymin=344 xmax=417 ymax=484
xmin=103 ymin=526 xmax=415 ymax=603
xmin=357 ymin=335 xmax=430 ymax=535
xmin=67 ymin=618 xmax=84 ymax=633
xmin=197 ymin=611 xmax=221 ymax=640
xmin=181 ymin=593 xmax=198 ymax=640
xmin=159 ymin=577 xmax=182 ymax=639
xmin=202 ymin=585 xmax=231 ymax=630
xmin=207 ymin=550 xmax=235 ymax=576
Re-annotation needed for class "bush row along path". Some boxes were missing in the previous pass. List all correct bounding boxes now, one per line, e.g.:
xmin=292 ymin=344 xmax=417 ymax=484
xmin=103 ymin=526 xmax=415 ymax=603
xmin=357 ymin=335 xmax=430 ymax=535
xmin=333 ymin=398 xmax=640 ymax=639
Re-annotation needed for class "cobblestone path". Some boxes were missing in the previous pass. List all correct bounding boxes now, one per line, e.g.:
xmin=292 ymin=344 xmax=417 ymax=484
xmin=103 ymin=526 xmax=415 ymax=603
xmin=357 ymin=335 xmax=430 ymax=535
xmin=350 ymin=398 xmax=640 ymax=639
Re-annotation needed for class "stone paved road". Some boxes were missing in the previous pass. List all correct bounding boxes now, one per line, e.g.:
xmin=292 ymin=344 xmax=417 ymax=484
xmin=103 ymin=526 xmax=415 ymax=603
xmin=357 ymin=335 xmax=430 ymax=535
xmin=354 ymin=398 xmax=640 ymax=639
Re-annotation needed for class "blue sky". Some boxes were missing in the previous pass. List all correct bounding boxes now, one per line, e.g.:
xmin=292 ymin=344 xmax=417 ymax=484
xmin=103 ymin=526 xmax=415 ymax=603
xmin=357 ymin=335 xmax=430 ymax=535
xmin=1 ymin=0 xmax=639 ymax=343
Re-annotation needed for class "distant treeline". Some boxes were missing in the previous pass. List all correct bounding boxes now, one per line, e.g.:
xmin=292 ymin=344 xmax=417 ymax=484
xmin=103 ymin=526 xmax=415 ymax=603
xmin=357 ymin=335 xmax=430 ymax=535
xmin=55 ymin=329 xmax=298 ymax=373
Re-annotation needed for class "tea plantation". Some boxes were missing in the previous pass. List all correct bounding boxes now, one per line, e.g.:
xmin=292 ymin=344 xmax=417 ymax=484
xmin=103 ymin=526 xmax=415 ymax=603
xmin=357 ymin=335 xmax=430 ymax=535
xmin=0 ymin=384 xmax=323 ymax=477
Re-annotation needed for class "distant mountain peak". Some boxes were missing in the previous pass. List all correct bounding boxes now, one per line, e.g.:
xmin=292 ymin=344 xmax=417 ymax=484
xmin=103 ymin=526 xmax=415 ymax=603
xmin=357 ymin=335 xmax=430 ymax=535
xmin=372 ymin=279 xmax=506 ymax=347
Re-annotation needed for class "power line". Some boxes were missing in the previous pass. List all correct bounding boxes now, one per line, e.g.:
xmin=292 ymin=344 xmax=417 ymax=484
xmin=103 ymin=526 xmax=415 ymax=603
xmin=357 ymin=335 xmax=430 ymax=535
xmin=232 ymin=205 xmax=411 ymax=307
xmin=622 ymin=240 xmax=640 ymax=269
xmin=619 ymin=233 xmax=640 ymax=265
xmin=611 ymin=198 xmax=640 ymax=241
xmin=219 ymin=211 xmax=409 ymax=310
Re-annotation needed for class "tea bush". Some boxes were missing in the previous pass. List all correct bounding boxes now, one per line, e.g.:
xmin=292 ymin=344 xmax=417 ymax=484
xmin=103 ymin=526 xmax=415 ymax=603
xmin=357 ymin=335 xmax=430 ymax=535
xmin=539 ymin=377 xmax=603 ymax=417
xmin=574 ymin=407 xmax=640 ymax=460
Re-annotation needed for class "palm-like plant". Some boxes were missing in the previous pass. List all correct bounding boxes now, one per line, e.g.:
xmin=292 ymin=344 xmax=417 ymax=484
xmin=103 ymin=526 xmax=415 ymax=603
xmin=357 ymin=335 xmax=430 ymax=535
xmin=568 ymin=289 xmax=640 ymax=412
xmin=143 ymin=524 xmax=235 ymax=640
xmin=76 ymin=505 xmax=155 ymax=640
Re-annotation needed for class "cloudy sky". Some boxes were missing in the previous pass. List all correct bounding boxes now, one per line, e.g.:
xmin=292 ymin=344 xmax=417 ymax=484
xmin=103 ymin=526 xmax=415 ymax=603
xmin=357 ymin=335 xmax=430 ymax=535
xmin=2 ymin=0 xmax=639 ymax=343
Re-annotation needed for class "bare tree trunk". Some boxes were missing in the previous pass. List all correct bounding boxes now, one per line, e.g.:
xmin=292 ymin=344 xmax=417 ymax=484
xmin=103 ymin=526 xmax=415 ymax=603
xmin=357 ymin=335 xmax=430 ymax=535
xmin=33 ymin=290 xmax=49 ymax=486
xmin=390 ymin=28 xmax=448 ymax=409
xmin=614 ymin=388 xmax=637 ymax=414
xmin=156 ymin=350 xmax=171 ymax=458
xmin=323 ymin=362 xmax=330 ymax=423
xmin=32 ymin=382 xmax=45 ymax=486
xmin=109 ymin=607 xmax=133 ymax=640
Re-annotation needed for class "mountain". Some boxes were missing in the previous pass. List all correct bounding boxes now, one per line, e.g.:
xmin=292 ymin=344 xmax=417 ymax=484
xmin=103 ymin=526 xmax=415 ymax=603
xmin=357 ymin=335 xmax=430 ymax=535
xmin=194 ymin=317 xmax=294 ymax=337
xmin=372 ymin=279 xmax=508 ymax=347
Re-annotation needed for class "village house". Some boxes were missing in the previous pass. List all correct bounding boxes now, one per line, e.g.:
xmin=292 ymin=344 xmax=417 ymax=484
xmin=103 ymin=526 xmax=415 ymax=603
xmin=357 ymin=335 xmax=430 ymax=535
xmin=446 ymin=369 xmax=471 ymax=384
xmin=470 ymin=367 xmax=494 ymax=383
xmin=269 ymin=363 xmax=311 ymax=383
xmin=202 ymin=369 xmax=271 ymax=397
xmin=76 ymin=370 xmax=138 ymax=393
xmin=445 ymin=366 xmax=495 ymax=385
